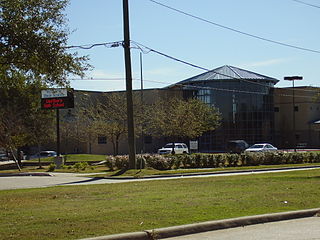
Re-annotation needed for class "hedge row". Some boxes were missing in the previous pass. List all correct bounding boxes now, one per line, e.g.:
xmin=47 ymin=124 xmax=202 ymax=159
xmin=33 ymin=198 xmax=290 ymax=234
xmin=105 ymin=151 xmax=320 ymax=171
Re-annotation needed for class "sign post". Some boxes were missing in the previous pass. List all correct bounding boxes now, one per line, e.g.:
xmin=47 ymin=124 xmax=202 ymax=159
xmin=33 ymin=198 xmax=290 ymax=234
xmin=189 ymin=140 xmax=198 ymax=153
xmin=41 ymin=88 xmax=74 ymax=110
xmin=41 ymin=89 xmax=74 ymax=167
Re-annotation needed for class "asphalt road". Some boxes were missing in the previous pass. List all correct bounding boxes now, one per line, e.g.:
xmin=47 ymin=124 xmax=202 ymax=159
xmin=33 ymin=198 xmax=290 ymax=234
xmin=165 ymin=217 xmax=320 ymax=240
xmin=0 ymin=167 xmax=319 ymax=190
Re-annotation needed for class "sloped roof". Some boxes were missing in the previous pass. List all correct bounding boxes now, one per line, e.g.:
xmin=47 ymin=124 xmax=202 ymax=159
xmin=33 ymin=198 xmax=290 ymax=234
xmin=177 ymin=65 xmax=279 ymax=85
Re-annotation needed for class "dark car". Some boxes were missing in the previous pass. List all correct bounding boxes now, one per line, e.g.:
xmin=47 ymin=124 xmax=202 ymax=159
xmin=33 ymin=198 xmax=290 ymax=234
xmin=227 ymin=140 xmax=249 ymax=154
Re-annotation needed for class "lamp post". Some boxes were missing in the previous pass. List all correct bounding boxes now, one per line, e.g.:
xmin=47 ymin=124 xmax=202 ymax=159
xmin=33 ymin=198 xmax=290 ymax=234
xmin=284 ymin=76 xmax=303 ymax=152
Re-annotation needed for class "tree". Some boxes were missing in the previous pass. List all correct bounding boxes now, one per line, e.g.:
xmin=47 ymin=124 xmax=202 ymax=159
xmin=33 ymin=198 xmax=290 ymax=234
xmin=0 ymin=0 xmax=89 ymax=85
xmin=60 ymin=109 xmax=96 ymax=155
xmin=0 ymin=78 xmax=55 ymax=168
xmin=84 ymin=92 xmax=143 ymax=156
xmin=146 ymin=97 xmax=221 ymax=148
xmin=0 ymin=0 xmax=89 ymax=161
xmin=27 ymin=107 xmax=55 ymax=168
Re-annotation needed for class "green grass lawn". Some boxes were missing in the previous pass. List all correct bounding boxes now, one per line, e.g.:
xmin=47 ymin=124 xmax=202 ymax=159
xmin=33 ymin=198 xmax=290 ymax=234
xmin=26 ymin=154 xmax=106 ymax=163
xmin=0 ymin=169 xmax=320 ymax=240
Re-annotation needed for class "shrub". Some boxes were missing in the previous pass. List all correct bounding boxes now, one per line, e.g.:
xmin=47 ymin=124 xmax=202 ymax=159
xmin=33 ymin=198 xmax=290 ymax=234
xmin=105 ymin=156 xmax=116 ymax=171
xmin=48 ymin=163 xmax=56 ymax=172
xmin=114 ymin=155 xmax=129 ymax=169
xmin=208 ymin=154 xmax=217 ymax=168
xmin=145 ymin=155 xmax=174 ymax=170
xmin=73 ymin=162 xmax=89 ymax=171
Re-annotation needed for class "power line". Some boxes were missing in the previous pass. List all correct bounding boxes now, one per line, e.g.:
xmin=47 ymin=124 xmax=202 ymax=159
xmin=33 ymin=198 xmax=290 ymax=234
xmin=131 ymin=41 xmax=209 ymax=72
xmin=65 ymin=41 xmax=123 ymax=50
xmin=65 ymin=39 xmax=317 ymax=94
xmin=131 ymin=40 xmax=280 ymax=89
xmin=148 ymin=0 xmax=320 ymax=54
xmin=292 ymin=0 xmax=320 ymax=9
xmin=68 ymin=78 xmax=128 ymax=81
xmin=66 ymin=38 xmax=278 ymax=90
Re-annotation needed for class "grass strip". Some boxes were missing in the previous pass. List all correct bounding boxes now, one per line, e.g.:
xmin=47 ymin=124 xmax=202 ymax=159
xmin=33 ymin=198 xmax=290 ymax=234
xmin=0 ymin=169 xmax=320 ymax=239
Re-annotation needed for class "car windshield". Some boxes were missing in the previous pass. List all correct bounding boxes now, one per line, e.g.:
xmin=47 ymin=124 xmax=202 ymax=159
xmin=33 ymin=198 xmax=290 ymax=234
xmin=251 ymin=144 xmax=264 ymax=148
xmin=40 ymin=152 xmax=50 ymax=156
xmin=164 ymin=144 xmax=174 ymax=148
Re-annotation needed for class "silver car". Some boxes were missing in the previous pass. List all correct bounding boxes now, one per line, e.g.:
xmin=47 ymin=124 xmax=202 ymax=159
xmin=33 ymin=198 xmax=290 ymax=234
xmin=244 ymin=143 xmax=277 ymax=153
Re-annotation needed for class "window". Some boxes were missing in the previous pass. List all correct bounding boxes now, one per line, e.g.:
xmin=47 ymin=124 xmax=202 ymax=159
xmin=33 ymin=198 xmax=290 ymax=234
xmin=274 ymin=107 xmax=279 ymax=112
xmin=294 ymin=106 xmax=299 ymax=112
xmin=98 ymin=136 xmax=107 ymax=144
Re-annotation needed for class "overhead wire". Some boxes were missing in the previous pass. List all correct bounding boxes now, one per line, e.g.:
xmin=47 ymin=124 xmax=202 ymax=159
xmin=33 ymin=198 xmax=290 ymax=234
xmin=131 ymin=40 xmax=280 ymax=88
xmin=65 ymin=39 xmax=318 ymax=94
xmin=65 ymin=41 xmax=123 ymax=50
xmin=292 ymin=0 xmax=320 ymax=9
xmin=148 ymin=0 xmax=320 ymax=54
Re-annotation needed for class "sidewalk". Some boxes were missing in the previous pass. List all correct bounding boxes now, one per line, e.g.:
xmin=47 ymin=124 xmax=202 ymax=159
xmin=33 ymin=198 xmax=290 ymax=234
xmin=166 ymin=216 xmax=320 ymax=240
xmin=80 ymin=208 xmax=320 ymax=240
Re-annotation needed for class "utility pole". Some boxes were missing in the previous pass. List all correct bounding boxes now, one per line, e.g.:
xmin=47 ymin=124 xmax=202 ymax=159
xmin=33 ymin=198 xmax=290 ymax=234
xmin=140 ymin=52 xmax=144 ymax=154
xmin=123 ymin=0 xmax=136 ymax=169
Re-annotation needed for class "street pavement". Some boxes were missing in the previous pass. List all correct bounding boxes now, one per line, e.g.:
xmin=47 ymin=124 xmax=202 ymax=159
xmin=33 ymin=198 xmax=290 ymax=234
xmin=165 ymin=217 xmax=320 ymax=240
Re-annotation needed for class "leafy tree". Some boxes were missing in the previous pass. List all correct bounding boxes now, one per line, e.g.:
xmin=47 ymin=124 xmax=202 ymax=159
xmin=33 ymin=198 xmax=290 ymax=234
xmin=0 ymin=0 xmax=89 ymax=159
xmin=84 ymin=92 xmax=143 ymax=156
xmin=27 ymin=107 xmax=55 ymax=168
xmin=60 ymin=109 xmax=96 ymax=154
xmin=146 ymin=97 xmax=221 ymax=150
xmin=0 ymin=0 xmax=89 ymax=85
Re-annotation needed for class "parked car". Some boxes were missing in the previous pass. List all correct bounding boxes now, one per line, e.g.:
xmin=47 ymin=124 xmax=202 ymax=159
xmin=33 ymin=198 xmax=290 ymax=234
xmin=244 ymin=143 xmax=277 ymax=153
xmin=0 ymin=151 xmax=8 ymax=161
xmin=30 ymin=151 xmax=57 ymax=159
xmin=158 ymin=143 xmax=189 ymax=155
xmin=226 ymin=140 xmax=249 ymax=153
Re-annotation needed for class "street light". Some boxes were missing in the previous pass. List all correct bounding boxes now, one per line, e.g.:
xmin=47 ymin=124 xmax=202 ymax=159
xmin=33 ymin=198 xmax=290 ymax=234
xmin=284 ymin=76 xmax=303 ymax=152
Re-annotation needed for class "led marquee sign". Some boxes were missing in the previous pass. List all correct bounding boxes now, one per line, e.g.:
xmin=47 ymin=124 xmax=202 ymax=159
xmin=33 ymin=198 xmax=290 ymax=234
xmin=41 ymin=88 xmax=74 ymax=109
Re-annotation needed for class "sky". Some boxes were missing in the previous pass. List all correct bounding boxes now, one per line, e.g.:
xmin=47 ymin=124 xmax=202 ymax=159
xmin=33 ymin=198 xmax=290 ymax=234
xmin=65 ymin=0 xmax=320 ymax=92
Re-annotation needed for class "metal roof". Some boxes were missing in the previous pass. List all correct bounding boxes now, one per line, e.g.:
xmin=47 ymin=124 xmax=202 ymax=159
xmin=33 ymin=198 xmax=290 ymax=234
xmin=177 ymin=65 xmax=279 ymax=85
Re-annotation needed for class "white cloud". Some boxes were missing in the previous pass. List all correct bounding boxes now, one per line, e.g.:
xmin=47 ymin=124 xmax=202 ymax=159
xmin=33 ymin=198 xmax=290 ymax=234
xmin=71 ymin=69 xmax=126 ymax=92
xmin=239 ymin=58 xmax=290 ymax=68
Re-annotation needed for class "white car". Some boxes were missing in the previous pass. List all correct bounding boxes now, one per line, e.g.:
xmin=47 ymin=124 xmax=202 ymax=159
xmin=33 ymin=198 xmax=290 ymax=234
xmin=244 ymin=143 xmax=277 ymax=153
xmin=30 ymin=151 xmax=57 ymax=159
xmin=158 ymin=143 xmax=189 ymax=155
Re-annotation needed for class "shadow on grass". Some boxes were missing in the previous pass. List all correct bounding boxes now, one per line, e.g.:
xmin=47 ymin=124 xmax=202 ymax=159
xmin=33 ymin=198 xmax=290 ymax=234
xmin=110 ymin=168 xmax=142 ymax=177
xmin=111 ymin=169 xmax=128 ymax=176
xmin=56 ymin=177 xmax=106 ymax=186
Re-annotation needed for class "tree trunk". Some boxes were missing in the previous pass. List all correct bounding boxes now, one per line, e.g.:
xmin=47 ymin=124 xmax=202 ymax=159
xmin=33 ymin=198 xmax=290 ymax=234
xmin=37 ymin=143 xmax=42 ymax=169
xmin=111 ymin=137 xmax=116 ymax=156
xmin=10 ymin=147 xmax=21 ymax=171
xmin=116 ymin=134 xmax=120 ymax=155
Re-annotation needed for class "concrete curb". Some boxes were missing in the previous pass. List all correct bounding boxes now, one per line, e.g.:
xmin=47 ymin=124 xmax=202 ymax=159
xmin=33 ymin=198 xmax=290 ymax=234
xmin=79 ymin=208 xmax=320 ymax=240
xmin=0 ymin=172 xmax=52 ymax=177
